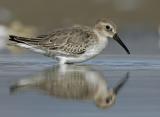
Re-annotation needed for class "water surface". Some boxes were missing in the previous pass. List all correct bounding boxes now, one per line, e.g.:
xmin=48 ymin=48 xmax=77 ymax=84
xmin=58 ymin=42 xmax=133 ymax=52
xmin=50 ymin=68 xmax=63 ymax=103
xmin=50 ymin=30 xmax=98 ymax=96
xmin=0 ymin=50 xmax=160 ymax=117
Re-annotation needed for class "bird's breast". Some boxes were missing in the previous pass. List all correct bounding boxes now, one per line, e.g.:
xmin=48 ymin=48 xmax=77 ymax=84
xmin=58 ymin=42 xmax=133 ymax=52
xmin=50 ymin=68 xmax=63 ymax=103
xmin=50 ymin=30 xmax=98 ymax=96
xmin=84 ymin=38 xmax=108 ymax=56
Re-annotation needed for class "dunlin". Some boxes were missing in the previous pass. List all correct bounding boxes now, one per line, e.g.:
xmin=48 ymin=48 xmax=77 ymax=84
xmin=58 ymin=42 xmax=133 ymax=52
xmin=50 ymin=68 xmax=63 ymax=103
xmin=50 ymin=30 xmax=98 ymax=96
xmin=9 ymin=18 xmax=130 ymax=64
xmin=10 ymin=65 xmax=129 ymax=109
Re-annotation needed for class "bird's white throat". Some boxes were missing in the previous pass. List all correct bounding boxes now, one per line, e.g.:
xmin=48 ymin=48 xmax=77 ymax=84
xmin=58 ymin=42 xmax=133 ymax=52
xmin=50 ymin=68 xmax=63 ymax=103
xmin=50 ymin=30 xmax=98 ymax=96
xmin=92 ymin=29 xmax=108 ymax=52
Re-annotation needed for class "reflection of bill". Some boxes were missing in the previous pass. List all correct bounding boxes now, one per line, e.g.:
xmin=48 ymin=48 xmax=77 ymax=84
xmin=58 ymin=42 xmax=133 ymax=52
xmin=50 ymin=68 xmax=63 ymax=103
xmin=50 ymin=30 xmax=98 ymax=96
xmin=10 ymin=65 xmax=129 ymax=109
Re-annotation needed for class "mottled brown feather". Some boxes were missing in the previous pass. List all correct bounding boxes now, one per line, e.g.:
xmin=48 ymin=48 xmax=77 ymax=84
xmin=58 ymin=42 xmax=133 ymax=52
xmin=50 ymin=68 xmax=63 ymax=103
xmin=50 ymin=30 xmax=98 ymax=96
xmin=9 ymin=26 xmax=98 ymax=56
xmin=37 ymin=26 xmax=98 ymax=56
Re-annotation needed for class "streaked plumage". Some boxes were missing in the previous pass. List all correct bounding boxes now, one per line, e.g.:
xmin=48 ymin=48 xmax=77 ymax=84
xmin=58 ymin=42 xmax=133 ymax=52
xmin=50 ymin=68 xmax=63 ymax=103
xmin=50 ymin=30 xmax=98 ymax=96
xmin=9 ymin=19 xmax=130 ymax=64
xmin=10 ymin=65 xmax=129 ymax=109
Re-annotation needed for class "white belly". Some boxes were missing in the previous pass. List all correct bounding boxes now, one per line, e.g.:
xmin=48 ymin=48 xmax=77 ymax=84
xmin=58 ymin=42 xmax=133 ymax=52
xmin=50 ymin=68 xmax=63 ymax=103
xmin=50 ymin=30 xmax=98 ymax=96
xmin=57 ymin=38 xmax=108 ymax=64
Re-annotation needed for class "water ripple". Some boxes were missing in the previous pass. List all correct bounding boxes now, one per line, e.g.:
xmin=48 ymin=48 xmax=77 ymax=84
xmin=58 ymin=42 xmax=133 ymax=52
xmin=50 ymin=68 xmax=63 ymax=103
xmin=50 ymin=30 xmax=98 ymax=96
xmin=87 ymin=57 xmax=160 ymax=70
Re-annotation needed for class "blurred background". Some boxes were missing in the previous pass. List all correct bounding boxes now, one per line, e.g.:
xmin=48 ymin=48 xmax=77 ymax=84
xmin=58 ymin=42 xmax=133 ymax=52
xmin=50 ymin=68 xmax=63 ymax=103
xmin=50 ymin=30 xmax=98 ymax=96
xmin=1 ymin=1 xmax=160 ymax=116
xmin=0 ymin=0 xmax=160 ymax=55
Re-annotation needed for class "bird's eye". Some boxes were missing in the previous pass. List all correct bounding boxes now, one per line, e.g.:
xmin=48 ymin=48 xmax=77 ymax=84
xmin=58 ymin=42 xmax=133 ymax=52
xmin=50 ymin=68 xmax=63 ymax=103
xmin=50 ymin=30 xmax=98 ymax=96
xmin=106 ymin=25 xmax=112 ymax=32
xmin=106 ymin=96 xmax=112 ymax=104
xmin=106 ymin=99 xmax=110 ymax=104
xmin=106 ymin=25 xmax=111 ymax=30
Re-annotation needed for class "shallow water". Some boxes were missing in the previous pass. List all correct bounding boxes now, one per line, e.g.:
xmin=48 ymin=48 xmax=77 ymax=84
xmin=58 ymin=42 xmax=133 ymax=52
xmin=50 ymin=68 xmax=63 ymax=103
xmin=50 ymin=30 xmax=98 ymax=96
xmin=0 ymin=50 xmax=160 ymax=117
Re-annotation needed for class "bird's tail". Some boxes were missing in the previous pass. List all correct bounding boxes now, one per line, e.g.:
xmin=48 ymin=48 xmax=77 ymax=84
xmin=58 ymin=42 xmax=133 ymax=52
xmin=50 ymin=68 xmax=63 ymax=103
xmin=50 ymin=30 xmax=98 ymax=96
xmin=10 ymin=77 xmax=44 ymax=94
xmin=9 ymin=35 xmax=40 ymax=45
xmin=10 ymin=78 xmax=34 ymax=93
xmin=9 ymin=35 xmax=45 ymax=53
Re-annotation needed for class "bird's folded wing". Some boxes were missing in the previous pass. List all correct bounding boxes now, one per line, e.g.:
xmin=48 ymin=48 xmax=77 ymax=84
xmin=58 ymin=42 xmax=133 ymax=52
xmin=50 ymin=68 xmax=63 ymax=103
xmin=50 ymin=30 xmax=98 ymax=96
xmin=38 ymin=27 xmax=95 ymax=55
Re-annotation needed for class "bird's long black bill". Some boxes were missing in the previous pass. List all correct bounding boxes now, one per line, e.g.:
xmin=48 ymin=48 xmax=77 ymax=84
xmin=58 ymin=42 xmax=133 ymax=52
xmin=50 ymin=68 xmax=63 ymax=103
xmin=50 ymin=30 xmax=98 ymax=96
xmin=113 ymin=34 xmax=130 ymax=54
xmin=113 ymin=72 xmax=130 ymax=95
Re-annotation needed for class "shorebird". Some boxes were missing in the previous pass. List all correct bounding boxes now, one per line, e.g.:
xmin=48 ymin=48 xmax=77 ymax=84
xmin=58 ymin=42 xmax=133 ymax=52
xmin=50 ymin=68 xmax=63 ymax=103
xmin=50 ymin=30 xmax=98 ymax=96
xmin=9 ymin=18 xmax=130 ymax=64
xmin=10 ymin=65 xmax=129 ymax=109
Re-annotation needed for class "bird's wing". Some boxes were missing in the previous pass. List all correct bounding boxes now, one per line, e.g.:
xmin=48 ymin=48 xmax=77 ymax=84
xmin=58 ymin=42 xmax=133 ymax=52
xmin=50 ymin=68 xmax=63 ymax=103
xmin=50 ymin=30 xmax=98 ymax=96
xmin=36 ymin=34 xmax=48 ymax=38
xmin=38 ymin=27 xmax=96 ymax=56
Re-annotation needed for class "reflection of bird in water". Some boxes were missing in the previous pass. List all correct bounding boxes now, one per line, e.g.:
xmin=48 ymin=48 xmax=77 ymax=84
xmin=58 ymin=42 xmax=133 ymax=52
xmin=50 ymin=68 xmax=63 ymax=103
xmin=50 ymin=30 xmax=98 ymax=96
xmin=10 ymin=65 xmax=129 ymax=109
